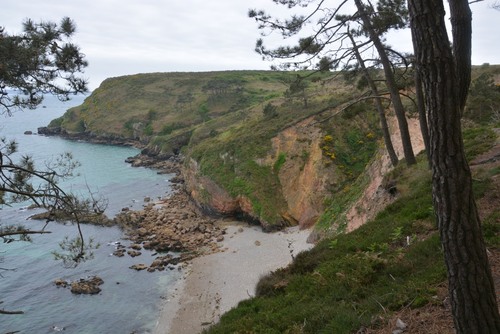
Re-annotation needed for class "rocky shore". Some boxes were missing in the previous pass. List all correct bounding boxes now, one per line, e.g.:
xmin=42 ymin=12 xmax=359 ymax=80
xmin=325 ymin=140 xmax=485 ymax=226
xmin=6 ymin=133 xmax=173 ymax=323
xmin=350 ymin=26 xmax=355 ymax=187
xmin=37 ymin=137 xmax=314 ymax=333
xmin=114 ymin=189 xmax=229 ymax=272
xmin=109 ymin=153 xmax=231 ymax=272
xmin=37 ymin=126 xmax=142 ymax=148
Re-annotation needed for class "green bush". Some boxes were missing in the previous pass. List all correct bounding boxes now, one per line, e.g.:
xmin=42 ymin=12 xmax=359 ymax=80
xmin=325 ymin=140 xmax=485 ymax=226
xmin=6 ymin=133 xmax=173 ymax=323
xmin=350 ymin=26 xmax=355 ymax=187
xmin=273 ymin=153 xmax=286 ymax=173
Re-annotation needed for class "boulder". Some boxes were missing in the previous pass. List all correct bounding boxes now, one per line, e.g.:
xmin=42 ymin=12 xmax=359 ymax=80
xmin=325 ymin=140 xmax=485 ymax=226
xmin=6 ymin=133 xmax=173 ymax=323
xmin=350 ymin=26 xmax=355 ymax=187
xmin=127 ymin=250 xmax=142 ymax=257
xmin=54 ymin=279 xmax=69 ymax=288
xmin=129 ymin=264 xmax=148 ymax=271
xmin=70 ymin=276 xmax=104 ymax=295
xmin=129 ymin=243 xmax=142 ymax=250
xmin=113 ymin=248 xmax=126 ymax=257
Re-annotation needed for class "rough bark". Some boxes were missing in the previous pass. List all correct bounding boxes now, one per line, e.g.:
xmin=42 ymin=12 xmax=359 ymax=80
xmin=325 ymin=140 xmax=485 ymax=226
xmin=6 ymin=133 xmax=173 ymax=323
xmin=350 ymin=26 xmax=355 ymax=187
xmin=413 ymin=66 xmax=431 ymax=165
xmin=448 ymin=0 xmax=472 ymax=109
xmin=354 ymin=0 xmax=416 ymax=165
xmin=408 ymin=0 xmax=500 ymax=332
xmin=347 ymin=31 xmax=399 ymax=166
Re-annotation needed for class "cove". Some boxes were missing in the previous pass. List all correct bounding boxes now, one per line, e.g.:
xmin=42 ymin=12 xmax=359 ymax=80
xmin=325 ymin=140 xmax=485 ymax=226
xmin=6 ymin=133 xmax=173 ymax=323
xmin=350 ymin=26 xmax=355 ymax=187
xmin=1 ymin=95 xmax=177 ymax=333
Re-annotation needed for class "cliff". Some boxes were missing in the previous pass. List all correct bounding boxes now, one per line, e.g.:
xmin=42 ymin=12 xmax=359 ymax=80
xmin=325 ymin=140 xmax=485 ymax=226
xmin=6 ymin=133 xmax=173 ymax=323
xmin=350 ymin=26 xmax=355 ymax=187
xmin=42 ymin=71 xmax=386 ymax=229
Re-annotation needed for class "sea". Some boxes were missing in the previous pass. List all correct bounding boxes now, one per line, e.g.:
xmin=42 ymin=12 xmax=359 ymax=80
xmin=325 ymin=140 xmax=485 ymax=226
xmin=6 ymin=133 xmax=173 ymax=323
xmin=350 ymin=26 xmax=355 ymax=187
xmin=0 ymin=95 xmax=180 ymax=334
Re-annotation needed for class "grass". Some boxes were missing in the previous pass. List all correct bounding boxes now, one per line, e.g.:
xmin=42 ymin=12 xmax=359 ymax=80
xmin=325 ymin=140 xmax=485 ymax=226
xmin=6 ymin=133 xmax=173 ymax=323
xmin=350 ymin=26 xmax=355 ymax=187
xmin=49 ymin=70 xmax=386 ymax=227
xmin=205 ymin=156 xmax=446 ymax=333
xmin=205 ymin=141 xmax=500 ymax=333
xmin=462 ymin=125 xmax=497 ymax=159
xmin=48 ymin=65 xmax=500 ymax=333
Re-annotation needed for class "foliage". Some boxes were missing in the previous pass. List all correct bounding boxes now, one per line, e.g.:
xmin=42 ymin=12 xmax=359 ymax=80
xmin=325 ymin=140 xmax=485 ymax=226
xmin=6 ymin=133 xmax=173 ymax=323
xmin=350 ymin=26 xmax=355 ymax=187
xmin=465 ymin=72 xmax=500 ymax=124
xmin=0 ymin=21 xmax=102 ymax=317
xmin=0 ymin=138 xmax=106 ymax=259
xmin=249 ymin=0 xmax=408 ymax=72
xmin=320 ymin=107 xmax=381 ymax=183
xmin=206 ymin=157 xmax=453 ymax=333
xmin=462 ymin=125 xmax=497 ymax=160
xmin=0 ymin=17 xmax=88 ymax=114
xmin=262 ymin=102 xmax=278 ymax=118
xmin=250 ymin=0 xmax=417 ymax=167
xmin=52 ymin=71 xmax=297 ymax=138
xmin=52 ymin=236 xmax=100 ymax=268
xmin=159 ymin=122 xmax=186 ymax=136
xmin=273 ymin=152 xmax=287 ymax=173
xmin=283 ymin=75 xmax=309 ymax=107
xmin=207 ymin=139 xmax=498 ymax=332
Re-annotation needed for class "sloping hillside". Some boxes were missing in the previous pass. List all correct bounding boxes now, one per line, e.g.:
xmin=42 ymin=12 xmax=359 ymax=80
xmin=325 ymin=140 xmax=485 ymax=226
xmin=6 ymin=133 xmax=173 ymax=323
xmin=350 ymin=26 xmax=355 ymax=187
xmin=47 ymin=70 xmax=383 ymax=229
xmin=204 ymin=124 xmax=500 ymax=334
xmin=45 ymin=66 xmax=500 ymax=333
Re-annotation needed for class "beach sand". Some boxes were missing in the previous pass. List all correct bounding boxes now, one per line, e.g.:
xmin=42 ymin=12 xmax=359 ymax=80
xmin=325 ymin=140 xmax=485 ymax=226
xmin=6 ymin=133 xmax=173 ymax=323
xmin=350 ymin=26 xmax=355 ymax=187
xmin=153 ymin=222 xmax=313 ymax=334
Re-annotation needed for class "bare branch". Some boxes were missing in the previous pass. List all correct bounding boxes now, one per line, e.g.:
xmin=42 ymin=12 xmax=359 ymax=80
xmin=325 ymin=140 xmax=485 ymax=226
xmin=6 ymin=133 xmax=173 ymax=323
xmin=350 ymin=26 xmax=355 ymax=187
xmin=0 ymin=229 xmax=52 ymax=238
xmin=0 ymin=309 xmax=24 ymax=315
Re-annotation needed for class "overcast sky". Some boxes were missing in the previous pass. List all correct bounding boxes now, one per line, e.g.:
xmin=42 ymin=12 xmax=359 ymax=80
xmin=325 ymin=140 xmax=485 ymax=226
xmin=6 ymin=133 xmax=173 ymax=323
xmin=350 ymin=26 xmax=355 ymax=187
xmin=3 ymin=0 xmax=499 ymax=90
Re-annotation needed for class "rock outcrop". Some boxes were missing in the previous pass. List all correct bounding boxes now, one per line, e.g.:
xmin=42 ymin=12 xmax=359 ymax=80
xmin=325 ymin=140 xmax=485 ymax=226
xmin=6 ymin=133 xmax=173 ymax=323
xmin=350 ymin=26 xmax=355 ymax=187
xmin=70 ymin=276 xmax=104 ymax=294
xmin=268 ymin=117 xmax=338 ymax=229
xmin=184 ymin=116 xmax=339 ymax=230
xmin=184 ymin=158 xmax=260 ymax=223
xmin=38 ymin=126 xmax=141 ymax=147
xmin=115 ymin=191 xmax=226 ymax=255
xmin=54 ymin=276 xmax=104 ymax=295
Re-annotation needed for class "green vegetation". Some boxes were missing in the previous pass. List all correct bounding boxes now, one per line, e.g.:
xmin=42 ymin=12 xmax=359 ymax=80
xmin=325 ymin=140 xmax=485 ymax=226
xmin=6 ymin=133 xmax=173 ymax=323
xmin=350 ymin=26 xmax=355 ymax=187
xmin=48 ymin=61 xmax=500 ymax=333
xmin=202 ymin=65 xmax=500 ymax=332
xmin=50 ymin=66 xmax=499 ymax=229
xmin=206 ymin=146 xmax=499 ymax=333
xmin=273 ymin=153 xmax=287 ymax=173
xmin=465 ymin=64 xmax=500 ymax=125
xmin=56 ymin=69 xmax=380 ymax=226
xmin=206 ymin=156 xmax=445 ymax=333
xmin=462 ymin=125 xmax=497 ymax=159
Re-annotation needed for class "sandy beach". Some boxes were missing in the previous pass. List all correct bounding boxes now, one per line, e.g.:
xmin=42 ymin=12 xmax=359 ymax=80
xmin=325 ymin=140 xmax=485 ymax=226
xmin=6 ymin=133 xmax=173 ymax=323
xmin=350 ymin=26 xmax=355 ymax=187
xmin=153 ymin=222 xmax=313 ymax=334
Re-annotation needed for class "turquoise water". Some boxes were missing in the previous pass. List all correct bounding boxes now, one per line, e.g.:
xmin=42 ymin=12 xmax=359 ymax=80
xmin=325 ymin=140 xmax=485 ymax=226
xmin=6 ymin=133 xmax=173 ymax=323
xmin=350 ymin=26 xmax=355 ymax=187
xmin=1 ymin=95 xmax=180 ymax=333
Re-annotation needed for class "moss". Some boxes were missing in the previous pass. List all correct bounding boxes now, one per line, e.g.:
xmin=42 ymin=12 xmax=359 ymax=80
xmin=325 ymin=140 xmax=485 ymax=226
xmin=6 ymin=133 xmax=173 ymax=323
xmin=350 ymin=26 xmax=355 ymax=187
xmin=273 ymin=153 xmax=287 ymax=173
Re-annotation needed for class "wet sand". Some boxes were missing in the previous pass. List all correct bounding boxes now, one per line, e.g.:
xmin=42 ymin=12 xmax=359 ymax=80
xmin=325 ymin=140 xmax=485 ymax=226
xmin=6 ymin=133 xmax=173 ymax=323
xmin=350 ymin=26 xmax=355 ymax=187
xmin=153 ymin=223 xmax=313 ymax=334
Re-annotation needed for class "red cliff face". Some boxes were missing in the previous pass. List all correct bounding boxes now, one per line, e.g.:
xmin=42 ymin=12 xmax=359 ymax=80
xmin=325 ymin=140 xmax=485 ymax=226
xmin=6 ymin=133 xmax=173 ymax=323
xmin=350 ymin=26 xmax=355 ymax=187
xmin=183 ymin=115 xmax=425 ymax=232
xmin=183 ymin=158 xmax=262 ymax=223
xmin=267 ymin=117 xmax=338 ymax=229
xmin=183 ymin=116 xmax=339 ymax=230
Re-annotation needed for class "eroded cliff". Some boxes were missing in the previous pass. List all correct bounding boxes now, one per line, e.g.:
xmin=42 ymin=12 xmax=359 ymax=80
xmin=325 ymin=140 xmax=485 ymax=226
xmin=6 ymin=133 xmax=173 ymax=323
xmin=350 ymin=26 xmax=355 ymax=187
xmin=184 ymin=115 xmax=340 ymax=230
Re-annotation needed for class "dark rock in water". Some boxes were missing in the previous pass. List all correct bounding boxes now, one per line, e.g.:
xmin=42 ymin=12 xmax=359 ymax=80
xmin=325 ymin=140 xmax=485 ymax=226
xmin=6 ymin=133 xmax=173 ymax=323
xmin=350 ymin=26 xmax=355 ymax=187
xmin=24 ymin=130 xmax=33 ymax=135
xmin=127 ymin=250 xmax=142 ymax=257
xmin=38 ymin=126 xmax=64 ymax=136
xmin=54 ymin=279 xmax=69 ymax=288
xmin=129 ymin=264 xmax=148 ymax=271
xmin=113 ymin=249 xmax=126 ymax=257
xmin=169 ymin=176 xmax=184 ymax=184
xmin=129 ymin=243 xmax=142 ymax=250
xmin=70 ymin=276 xmax=104 ymax=295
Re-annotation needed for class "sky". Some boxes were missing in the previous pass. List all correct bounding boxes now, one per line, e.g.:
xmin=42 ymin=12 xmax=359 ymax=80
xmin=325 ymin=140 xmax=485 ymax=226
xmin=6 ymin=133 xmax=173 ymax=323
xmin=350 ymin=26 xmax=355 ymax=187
xmin=2 ymin=0 xmax=499 ymax=90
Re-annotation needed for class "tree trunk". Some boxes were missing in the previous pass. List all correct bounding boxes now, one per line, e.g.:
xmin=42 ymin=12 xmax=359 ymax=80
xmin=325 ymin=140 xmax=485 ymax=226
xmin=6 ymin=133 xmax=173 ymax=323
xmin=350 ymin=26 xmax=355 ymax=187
xmin=448 ymin=0 xmax=472 ymax=110
xmin=354 ymin=0 xmax=416 ymax=165
xmin=347 ymin=31 xmax=399 ymax=166
xmin=408 ymin=0 xmax=500 ymax=332
xmin=413 ymin=66 xmax=431 ymax=165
